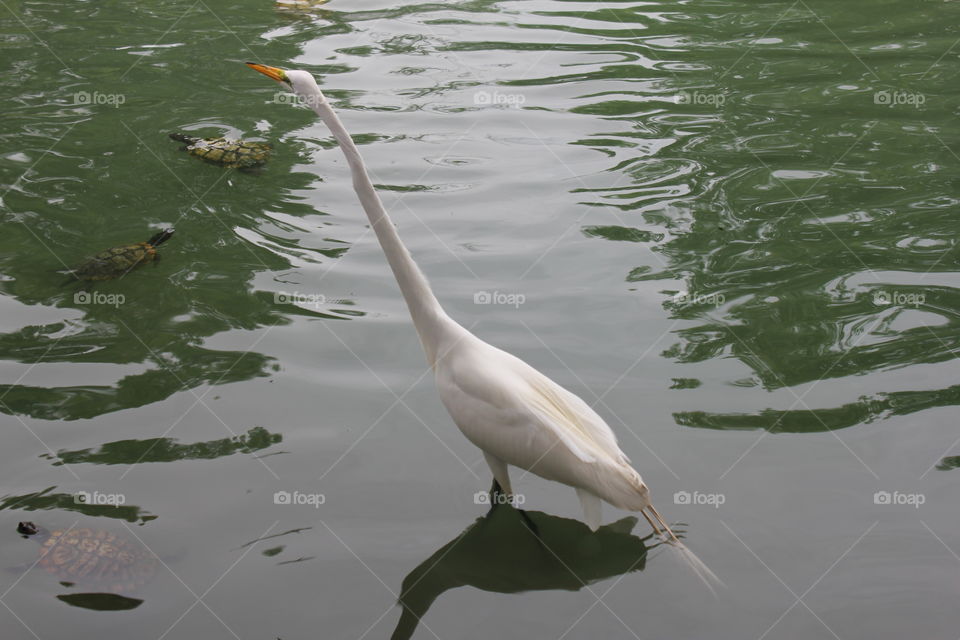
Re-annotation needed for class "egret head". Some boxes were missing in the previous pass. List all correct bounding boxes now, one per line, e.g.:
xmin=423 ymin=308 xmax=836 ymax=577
xmin=246 ymin=62 xmax=321 ymax=103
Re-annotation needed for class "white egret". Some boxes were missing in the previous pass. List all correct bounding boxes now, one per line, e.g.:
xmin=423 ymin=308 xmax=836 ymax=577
xmin=247 ymin=62 xmax=720 ymax=589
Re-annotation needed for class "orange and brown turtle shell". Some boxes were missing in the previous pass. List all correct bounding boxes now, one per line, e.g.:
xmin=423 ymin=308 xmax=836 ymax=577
xmin=36 ymin=527 xmax=158 ymax=593
xmin=169 ymin=133 xmax=271 ymax=169
xmin=72 ymin=229 xmax=174 ymax=281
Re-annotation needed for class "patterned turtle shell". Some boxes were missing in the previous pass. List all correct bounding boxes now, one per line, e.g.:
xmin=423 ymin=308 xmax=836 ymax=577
xmin=72 ymin=229 xmax=174 ymax=282
xmin=169 ymin=133 xmax=271 ymax=169
xmin=275 ymin=0 xmax=331 ymax=14
xmin=19 ymin=523 xmax=158 ymax=594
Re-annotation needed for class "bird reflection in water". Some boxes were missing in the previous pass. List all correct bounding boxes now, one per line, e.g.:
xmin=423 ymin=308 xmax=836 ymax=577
xmin=56 ymin=592 xmax=143 ymax=611
xmin=390 ymin=503 xmax=671 ymax=640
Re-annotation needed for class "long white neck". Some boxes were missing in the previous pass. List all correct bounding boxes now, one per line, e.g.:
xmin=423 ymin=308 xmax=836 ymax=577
xmin=306 ymin=88 xmax=464 ymax=365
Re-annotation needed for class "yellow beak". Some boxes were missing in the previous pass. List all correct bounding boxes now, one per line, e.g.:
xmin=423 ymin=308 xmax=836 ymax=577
xmin=246 ymin=62 xmax=287 ymax=83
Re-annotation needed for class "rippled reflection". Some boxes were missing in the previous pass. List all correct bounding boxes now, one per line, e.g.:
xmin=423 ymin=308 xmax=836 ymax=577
xmin=0 ymin=0 xmax=363 ymax=421
xmin=936 ymin=456 xmax=960 ymax=471
xmin=391 ymin=505 xmax=662 ymax=640
xmin=0 ymin=487 xmax=154 ymax=524
xmin=40 ymin=425 xmax=281 ymax=466
xmin=675 ymin=383 xmax=960 ymax=433
xmin=56 ymin=592 xmax=143 ymax=611
xmin=548 ymin=1 xmax=960 ymax=430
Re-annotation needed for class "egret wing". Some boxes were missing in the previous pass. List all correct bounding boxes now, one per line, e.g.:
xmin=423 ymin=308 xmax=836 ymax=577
xmin=437 ymin=342 xmax=628 ymax=469
xmin=523 ymin=371 xmax=629 ymax=466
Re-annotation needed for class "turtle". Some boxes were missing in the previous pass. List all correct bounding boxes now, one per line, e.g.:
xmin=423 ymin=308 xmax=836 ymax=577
xmin=68 ymin=229 xmax=174 ymax=282
xmin=16 ymin=521 xmax=158 ymax=594
xmin=169 ymin=132 xmax=271 ymax=170
xmin=275 ymin=0 xmax=331 ymax=15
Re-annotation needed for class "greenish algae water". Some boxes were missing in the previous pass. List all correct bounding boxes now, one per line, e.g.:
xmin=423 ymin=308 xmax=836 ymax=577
xmin=1 ymin=1 xmax=958 ymax=638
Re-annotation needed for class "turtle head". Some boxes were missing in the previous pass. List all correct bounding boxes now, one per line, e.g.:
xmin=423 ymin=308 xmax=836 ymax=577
xmin=246 ymin=63 xmax=323 ymax=107
xmin=17 ymin=522 xmax=53 ymax=545
xmin=147 ymin=229 xmax=175 ymax=247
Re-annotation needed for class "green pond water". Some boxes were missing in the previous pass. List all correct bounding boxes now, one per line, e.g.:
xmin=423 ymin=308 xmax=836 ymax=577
xmin=1 ymin=0 xmax=959 ymax=638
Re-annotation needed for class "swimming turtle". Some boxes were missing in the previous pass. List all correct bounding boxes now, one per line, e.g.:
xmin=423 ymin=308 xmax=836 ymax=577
xmin=16 ymin=522 xmax=158 ymax=594
xmin=169 ymin=133 xmax=271 ymax=170
xmin=68 ymin=229 xmax=174 ymax=282
xmin=275 ymin=0 xmax=331 ymax=15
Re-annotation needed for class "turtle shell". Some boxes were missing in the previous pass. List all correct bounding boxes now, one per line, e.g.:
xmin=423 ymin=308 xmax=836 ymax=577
xmin=36 ymin=527 xmax=158 ymax=593
xmin=74 ymin=242 xmax=158 ymax=281
xmin=275 ymin=0 xmax=330 ymax=13
xmin=185 ymin=137 xmax=271 ymax=169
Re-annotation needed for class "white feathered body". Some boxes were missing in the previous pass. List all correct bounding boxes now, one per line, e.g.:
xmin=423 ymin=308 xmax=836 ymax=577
xmin=434 ymin=330 xmax=652 ymax=513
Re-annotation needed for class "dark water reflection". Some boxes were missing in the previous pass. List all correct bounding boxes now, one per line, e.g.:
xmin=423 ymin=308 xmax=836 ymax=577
xmin=41 ymin=425 xmax=282 ymax=466
xmin=0 ymin=488 xmax=154 ymax=525
xmin=391 ymin=505 xmax=661 ymax=640
xmin=56 ymin=592 xmax=143 ymax=611
xmin=676 ymin=383 xmax=960 ymax=433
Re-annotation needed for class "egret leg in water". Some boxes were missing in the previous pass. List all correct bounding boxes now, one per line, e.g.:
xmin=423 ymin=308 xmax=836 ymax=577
xmin=489 ymin=478 xmax=541 ymax=538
